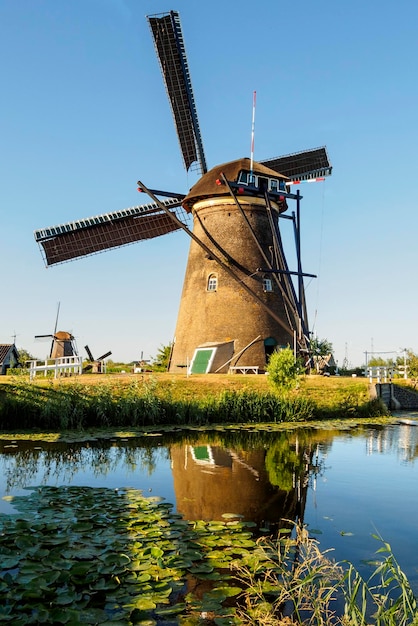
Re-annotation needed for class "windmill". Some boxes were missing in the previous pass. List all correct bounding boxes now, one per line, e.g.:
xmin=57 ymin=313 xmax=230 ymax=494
xmin=35 ymin=303 xmax=78 ymax=359
xmin=84 ymin=345 xmax=112 ymax=374
xmin=34 ymin=11 xmax=332 ymax=374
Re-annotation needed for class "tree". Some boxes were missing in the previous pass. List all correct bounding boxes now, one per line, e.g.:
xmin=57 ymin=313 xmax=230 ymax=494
xmin=309 ymin=337 xmax=334 ymax=373
xmin=310 ymin=337 xmax=333 ymax=357
xmin=16 ymin=347 xmax=37 ymax=366
xmin=368 ymin=356 xmax=391 ymax=367
xmin=404 ymin=350 xmax=418 ymax=388
xmin=152 ymin=343 xmax=173 ymax=372
xmin=266 ymin=347 xmax=301 ymax=394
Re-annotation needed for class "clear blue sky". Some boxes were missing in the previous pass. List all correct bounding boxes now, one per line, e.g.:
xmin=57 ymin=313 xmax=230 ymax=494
xmin=1 ymin=0 xmax=417 ymax=367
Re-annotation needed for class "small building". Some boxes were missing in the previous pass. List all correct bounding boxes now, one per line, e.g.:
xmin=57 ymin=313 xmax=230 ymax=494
xmin=0 ymin=344 xmax=20 ymax=375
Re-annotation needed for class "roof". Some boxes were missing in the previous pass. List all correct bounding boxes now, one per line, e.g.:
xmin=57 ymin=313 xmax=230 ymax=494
xmin=0 ymin=344 xmax=18 ymax=364
xmin=182 ymin=158 xmax=288 ymax=211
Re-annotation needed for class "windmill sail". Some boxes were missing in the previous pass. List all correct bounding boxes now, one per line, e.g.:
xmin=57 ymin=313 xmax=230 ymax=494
xmin=147 ymin=11 xmax=207 ymax=175
xmin=260 ymin=146 xmax=332 ymax=181
xmin=34 ymin=198 xmax=190 ymax=266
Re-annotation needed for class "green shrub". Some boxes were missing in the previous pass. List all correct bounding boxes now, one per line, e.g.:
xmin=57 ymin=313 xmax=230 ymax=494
xmin=266 ymin=348 xmax=301 ymax=394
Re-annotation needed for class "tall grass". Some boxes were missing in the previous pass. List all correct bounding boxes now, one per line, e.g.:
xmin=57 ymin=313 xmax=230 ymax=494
xmin=0 ymin=377 xmax=387 ymax=431
xmin=341 ymin=535 xmax=417 ymax=626
xmin=234 ymin=524 xmax=418 ymax=625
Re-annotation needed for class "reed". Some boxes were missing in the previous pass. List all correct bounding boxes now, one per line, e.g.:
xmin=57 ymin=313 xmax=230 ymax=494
xmin=0 ymin=376 xmax=388 ymax=431
xmin=234 ymin=525 xmax=418 ymax=625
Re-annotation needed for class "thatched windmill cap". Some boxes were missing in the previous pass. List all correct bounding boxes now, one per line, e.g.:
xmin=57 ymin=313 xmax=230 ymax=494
xmin=182 ymin=158 xmax=288 ymax=212
xmin=54 ymin=331 xmax=73 ymax=340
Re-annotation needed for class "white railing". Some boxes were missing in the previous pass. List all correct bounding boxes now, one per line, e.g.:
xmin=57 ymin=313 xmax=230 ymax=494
xmin=229 ymin=366 xmax=259 ymax=375
xmin=367 ymin=366 xmax=408 ymax=382
xmin=29 ymin=356 xmax=83 ymax=381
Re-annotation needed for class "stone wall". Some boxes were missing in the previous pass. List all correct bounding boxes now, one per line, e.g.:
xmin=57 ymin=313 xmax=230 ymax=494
xmin=375 ymin=383 xmax=418 ymax=410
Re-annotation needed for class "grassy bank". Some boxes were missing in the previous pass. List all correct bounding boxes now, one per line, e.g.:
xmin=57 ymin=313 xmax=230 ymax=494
xmin=0 ymin=373 xmax=388 ymax=431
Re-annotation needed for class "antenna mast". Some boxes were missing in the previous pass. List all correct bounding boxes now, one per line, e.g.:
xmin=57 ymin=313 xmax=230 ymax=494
xmin=250 ymin=90 xmax=256 ymax=182
xmin=53 ymin=302 xmax=61 ymax=335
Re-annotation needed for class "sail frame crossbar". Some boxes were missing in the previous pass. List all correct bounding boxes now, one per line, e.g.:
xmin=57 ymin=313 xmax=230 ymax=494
xmin=260 ymin=146 xmax=332 ymax=181
xmin=34 ymin=197 xmax=183 ymax=242
xmin=147 ymin=11 xmax=207 ymax=175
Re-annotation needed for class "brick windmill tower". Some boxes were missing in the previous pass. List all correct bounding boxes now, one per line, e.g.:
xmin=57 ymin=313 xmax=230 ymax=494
xmin=34 ymin=11 xmax=332 ymax=374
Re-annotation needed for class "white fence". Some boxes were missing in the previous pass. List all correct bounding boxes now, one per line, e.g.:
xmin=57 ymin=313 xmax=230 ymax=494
xmin=366 ymin=366 xmax=408 ymax=382
xmin=29 ymin=356 xmax=83 ymax=381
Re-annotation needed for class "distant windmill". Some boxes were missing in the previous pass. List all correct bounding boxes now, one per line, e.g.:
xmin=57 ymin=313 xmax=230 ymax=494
xmin=34 ymin=11 xmax=332 ymax=374
xmin=84 ymin=345 xmax=112 ymax=374
xmin=35 ymin=303 xmax=78 ymax=359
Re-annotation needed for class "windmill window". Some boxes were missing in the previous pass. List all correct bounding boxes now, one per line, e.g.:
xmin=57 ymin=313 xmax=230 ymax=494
xmin=258 ymin=176 xmax=268 ymax=192
xmin=270 ymin=179 xmax=278 ymax=192
xmin=207 ymin=274 xmax=218 ymax=291
xmin=263 ymin=277 xmax=273 ymax=292
xmin=238 ymin=171 xmax=248 ymax=185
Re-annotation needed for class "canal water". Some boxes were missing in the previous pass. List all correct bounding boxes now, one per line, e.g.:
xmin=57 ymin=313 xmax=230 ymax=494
xmin=1 ymin=416 xmax=418 ymax=593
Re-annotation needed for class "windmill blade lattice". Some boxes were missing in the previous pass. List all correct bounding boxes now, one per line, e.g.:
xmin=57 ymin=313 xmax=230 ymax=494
xmin=260 ymin=146 xmax=332 ymax=182
xmin=147 ymin=11 xmax=207 ymax=175
xmin=35 ymin=199 xmax=191 ymax=267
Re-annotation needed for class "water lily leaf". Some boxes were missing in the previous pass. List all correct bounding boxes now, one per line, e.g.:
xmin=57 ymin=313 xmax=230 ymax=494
xmin=102 ymin=553 xmax=131 ymax=566
xmin=70 ymin=561 xmax=92 ymax=577
xmin=73 ymin=547 xmax=97 ymax=560
xmin=188 ymin=563 xmax=214 ymax=574
xmin=132 ymin=597 xmax=157 ymax=611
xmin=130 ymin=609 xmax=157 ymax=626
xmin=0 ymin=556 xmax=20 ymax=569
xmin=206 ymin=559 xmax=232 ymax=569
xmin=210 ymin=585 xmax=241 ymax=599
xmin=55 ymin=592 xmax=80 ymax=606
xmin=90 ymin=577 xmax=120 ymax=591
xmin=166 ymin=556 xmax=193 ymax=569
xmin=215 ymin=618 xmax=241 ymax=625
xmin=15 ymin=535 xmax=36 ymax=550
xmin=77 ymin=607 xmax=108 ymax=623
xmin=150 ymin=546 xmax=164 ymax=558
xmin=130 ymin=560 xmax=153 ymax=571
xmin=182 ymin=549 xmax=204 ymax=561
xmin=135 ymin=572 xmax=151 ymax=583
xmin=206 ymin=523 xmax=227 ymax=532
xmin=155 ymin=603 xmax=187 ymax=616
xmin=30 ymin=607 xmax=52 ymax=623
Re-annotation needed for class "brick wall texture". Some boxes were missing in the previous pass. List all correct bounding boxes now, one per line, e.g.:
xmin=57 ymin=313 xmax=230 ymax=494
xmin=169 ymin=195 xmax=295 ymax=373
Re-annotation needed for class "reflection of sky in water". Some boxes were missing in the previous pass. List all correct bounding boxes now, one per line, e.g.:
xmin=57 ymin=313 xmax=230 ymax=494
xmin=0 ymin=445 xmax=175 ymax=515
xmin=303 ymin=423 xmax=418 ymax=592
xmin=1 ymin=422 xmax=418 ymax=590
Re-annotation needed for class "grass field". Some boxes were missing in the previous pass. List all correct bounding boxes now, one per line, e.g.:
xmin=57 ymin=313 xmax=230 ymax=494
xmin=0 ymin=370 xmax=377 ymax=417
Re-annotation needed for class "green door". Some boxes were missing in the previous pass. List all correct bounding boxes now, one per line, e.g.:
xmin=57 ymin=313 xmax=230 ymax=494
xmin=190 ymin=349 xmax=215 ymax=374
